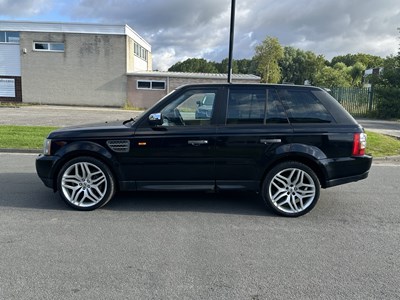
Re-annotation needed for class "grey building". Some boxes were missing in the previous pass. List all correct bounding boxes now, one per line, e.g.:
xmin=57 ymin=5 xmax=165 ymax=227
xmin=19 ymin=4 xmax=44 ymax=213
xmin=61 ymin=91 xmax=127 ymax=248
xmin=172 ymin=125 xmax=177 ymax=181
xmin=127 ymin=71 xmax=261 ymax=109
xmin=0 ymin=20 xmax=152 ymax=106
xmin=1 ymin=20 xmax=260 ymax=108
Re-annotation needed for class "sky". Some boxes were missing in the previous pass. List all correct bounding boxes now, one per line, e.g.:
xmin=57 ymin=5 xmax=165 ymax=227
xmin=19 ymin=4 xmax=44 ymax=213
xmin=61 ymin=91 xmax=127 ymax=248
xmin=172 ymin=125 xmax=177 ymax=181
xmin=1 ymin=0 xmax=399 ymax=71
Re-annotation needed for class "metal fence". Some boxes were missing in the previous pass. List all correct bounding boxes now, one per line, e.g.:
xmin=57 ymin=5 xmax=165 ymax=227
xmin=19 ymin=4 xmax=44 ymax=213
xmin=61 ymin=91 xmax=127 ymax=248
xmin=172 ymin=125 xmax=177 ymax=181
xmin=329 ymin=87 xmax=374 ymax=117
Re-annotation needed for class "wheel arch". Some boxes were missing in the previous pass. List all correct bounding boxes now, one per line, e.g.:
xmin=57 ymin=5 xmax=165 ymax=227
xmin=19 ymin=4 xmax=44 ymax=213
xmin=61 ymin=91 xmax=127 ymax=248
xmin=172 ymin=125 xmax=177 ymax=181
xmin=51 ymin=142 xmax=120 ymax=192
xmin=261 ymin=153 xmax=328 ymax=189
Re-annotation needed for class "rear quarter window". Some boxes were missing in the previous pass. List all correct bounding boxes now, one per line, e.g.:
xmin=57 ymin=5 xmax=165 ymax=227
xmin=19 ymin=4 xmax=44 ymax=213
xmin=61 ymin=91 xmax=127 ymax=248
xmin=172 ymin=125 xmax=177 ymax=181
xmin=278 ymin=89 xmax=334 ymax=123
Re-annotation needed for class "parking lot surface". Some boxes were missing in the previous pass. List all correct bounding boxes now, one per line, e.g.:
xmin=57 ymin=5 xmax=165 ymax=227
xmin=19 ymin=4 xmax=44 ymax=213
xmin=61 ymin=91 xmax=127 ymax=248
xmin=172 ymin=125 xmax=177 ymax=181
xmin=0 ymin=153 xmax=399 ymax=299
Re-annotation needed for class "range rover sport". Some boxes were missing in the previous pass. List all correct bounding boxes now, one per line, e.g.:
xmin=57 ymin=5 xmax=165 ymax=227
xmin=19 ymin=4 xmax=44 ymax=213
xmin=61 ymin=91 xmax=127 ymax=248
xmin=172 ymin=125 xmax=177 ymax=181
xmin=36 ymin=84 xmax=372 ymax=217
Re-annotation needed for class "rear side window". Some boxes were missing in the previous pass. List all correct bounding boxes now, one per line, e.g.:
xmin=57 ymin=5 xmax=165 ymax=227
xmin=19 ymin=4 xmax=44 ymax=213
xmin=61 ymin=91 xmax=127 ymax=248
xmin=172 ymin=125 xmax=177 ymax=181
xmin=227 ymin=88 xmax=288 ymax=125
xmin=278 ymin=89 xmax=334 ymax=123
xmin=265 ymin=89 xmax=288 ymax=124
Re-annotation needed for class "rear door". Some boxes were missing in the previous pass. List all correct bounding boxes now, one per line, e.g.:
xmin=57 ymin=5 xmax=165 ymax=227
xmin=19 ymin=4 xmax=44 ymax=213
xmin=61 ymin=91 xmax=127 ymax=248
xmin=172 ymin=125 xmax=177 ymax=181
xmin=215 ymin=86 xmax=292 ymax=190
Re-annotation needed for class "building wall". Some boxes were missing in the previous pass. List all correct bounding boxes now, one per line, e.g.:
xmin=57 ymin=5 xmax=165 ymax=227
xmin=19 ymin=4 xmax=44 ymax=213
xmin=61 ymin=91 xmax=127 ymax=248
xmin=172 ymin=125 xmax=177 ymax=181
xmin=127 ymin=75 xmax=260 ymax=109
xmin=127 ymin=75 xmax=166 ymax=109
xmin=20 ymin=32 xmax=127 ymax=106
xmin=0 ymin=43 xmax=22 ymax=102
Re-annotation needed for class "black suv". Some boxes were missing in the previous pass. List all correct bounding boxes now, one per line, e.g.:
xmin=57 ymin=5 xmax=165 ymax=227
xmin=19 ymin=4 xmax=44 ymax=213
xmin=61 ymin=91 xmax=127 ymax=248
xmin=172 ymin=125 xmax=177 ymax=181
xmin=36 ymin=84 xmax=372 ymax=217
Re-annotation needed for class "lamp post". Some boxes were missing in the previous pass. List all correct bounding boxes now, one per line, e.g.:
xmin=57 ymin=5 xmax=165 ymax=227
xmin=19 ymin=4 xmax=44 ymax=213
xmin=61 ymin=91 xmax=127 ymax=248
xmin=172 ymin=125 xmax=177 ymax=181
xmin=227 ymin=0 xmax=236 ymax=83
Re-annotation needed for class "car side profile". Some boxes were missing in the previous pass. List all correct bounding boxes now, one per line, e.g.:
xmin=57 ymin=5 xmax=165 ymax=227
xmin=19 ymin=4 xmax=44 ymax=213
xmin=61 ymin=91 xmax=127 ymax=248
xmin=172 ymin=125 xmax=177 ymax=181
xmin=36 ymin=83 xmax=372 ymax=217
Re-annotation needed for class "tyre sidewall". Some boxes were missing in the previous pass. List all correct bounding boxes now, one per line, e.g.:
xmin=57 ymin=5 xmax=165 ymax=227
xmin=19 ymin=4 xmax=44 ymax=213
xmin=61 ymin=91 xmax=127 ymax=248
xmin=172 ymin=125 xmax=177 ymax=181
xmin=262 ymin=161 xmax=320 ymax=217
xmin=57 ymin=156 xmax=115 ymax=211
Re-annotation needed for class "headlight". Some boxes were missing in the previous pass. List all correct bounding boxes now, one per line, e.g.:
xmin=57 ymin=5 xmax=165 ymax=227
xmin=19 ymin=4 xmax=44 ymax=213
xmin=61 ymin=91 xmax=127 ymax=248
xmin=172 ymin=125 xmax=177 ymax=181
xmin=43 ymin=139 xmax=52 ymax=155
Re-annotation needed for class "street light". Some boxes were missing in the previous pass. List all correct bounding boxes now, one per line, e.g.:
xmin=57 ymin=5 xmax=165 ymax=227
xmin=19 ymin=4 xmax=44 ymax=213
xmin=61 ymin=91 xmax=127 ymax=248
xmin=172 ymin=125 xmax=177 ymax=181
xmin=227 ymin=0 xmax=236 ymax=83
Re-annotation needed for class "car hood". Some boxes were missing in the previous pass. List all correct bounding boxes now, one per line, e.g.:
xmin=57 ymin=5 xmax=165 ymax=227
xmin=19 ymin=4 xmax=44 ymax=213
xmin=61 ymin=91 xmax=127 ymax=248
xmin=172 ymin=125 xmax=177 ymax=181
xmin=48 ymin=120 xmax=134 ymax=139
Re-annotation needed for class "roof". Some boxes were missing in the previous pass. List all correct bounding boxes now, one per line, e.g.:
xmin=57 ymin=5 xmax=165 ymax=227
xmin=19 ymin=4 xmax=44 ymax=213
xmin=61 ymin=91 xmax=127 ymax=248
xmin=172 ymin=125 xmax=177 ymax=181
xmin=128 ymin=71 xmax=261 ymax=80
xmin=0 ymin=20 xmax=150 ymax=50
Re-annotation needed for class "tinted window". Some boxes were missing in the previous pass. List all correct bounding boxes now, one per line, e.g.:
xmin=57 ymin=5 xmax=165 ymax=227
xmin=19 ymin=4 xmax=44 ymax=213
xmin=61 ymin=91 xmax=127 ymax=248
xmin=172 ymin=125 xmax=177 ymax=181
xmin=266 ymin=89 xmax=288 ymax=124
xmin=278 ymin=89 xmax=334 ymax=123
xmin=227 ymin=89 xmax=265 ymax=124
xmin=227 ymin=88 xmax=288 ymax=125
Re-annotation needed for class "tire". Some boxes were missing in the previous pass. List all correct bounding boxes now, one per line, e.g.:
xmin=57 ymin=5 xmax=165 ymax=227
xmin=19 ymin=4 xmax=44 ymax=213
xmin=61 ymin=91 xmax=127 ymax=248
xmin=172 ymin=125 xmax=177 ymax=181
xmin=262 ymin=161 xmax=320 ymax=217
xmin=57 ymin=156 xmax=116 ymax=211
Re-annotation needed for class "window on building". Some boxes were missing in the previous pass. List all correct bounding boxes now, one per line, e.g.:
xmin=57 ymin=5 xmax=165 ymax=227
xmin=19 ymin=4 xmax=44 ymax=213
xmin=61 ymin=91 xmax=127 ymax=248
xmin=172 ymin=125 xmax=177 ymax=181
xmin=137 ymin=80 xmax=166 ymax=90
xmin=134 ymin=42 xmax=148 ymax=61
xmin=0 ymin=32 xmax=20 ymax=44
xmin=34 ymin=42 xmax=65 ymax=52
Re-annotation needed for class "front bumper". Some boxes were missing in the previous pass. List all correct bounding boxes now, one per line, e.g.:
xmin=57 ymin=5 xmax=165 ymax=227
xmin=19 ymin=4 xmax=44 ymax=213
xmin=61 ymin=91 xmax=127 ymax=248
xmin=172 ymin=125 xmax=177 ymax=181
xmin=36 ymin=154 xmax=60 ymax=189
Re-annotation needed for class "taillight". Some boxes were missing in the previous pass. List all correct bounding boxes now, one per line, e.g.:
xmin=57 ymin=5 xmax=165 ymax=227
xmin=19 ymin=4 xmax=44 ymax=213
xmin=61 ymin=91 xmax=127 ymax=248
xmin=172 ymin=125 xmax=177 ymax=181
xmin=352 ymin=133 xmax=367 ymax=156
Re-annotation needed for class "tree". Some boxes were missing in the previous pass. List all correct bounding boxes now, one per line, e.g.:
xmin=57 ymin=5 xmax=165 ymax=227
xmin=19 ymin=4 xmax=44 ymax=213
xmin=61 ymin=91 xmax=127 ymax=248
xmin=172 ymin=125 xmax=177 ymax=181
xmin=348 ymin=62 xmax=366 ymax=86
xmin=253 ymin=36 xmax=284 ymax=83
xmin=331 ymin=53 xmax=384 ymax=69
xmin=236 ymin=58 xmax=254 ymax=74
xmin=314 ymin=66 xmax=352 ymax=88
xmin=279 ymin=46 xmax=325 ymax=85
xmin=168 ymin=58 xmax=218 ymax=73
xmin=214 ymin=58 xmax=238 ymax=74
xmin=369 ymin=30 xmax=400 ymax=119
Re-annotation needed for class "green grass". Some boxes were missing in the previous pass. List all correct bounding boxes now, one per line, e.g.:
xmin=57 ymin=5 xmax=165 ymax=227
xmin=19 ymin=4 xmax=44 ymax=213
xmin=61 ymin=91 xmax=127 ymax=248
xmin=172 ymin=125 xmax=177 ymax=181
xmin=365 ymin=130 xmax=400 ymax=157
xmin=0 ymin=126 xmax=399 ymax=157
xmin=0 ymin=125 xmax=58 ymax=149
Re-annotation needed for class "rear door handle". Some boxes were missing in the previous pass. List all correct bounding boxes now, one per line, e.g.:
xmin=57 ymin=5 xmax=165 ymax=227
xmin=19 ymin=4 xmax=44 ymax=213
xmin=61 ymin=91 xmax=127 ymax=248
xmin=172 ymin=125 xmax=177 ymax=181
xmin=188 ymin=140 xmax=208 ymax=146
xmin=260 ymin=138 xmax=281 ymax=144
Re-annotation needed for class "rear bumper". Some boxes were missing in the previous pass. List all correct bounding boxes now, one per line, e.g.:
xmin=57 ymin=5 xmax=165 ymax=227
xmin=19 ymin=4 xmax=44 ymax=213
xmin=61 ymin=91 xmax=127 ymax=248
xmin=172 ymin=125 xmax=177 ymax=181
xmin=321 ymin=155 xmax=372 ymax=188
xmin=324 ymin=170 xmax=370 ymax=188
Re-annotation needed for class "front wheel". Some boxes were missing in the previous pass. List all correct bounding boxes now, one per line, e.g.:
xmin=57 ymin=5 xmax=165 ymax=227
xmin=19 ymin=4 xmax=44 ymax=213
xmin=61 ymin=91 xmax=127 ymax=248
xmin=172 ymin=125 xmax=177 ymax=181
xmin=57 ymin=156 xmax=116 ymax=210
xmin=262 ymin=161 xmax=320 ymax=217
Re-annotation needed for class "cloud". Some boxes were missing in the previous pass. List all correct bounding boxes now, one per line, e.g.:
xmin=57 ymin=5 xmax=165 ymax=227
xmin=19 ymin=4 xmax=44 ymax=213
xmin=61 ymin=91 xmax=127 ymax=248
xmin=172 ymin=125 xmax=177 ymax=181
xmin=2 ymin=0 xmax=398 ymax=70
xmin=0 ymin=0 xmax=51 ymax=17
xmin=67 ymin=0 xmax=399 ymax=70
xmin=68 ymin=0 xmax=233 ymax=69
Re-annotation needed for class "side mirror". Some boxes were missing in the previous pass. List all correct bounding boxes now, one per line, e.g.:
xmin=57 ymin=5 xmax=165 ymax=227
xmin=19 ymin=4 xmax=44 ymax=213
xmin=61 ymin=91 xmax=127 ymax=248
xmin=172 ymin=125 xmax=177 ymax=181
xmin=148 ymin=113 xmax=163 ymax=126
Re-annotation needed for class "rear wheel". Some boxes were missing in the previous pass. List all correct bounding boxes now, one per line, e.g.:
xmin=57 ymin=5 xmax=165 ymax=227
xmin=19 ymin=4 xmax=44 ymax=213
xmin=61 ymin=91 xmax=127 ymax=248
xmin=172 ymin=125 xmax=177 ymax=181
xmin=57 ymin=156 xmax=116 ymax=210
xmin=262 ymin=161 xmax=320 ymax=217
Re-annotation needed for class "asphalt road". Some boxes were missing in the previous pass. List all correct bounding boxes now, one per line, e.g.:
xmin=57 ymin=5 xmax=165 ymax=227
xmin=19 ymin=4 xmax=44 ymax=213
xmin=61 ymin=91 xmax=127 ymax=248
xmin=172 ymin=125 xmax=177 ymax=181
xmin=0 ymin=153 xmax=399 ymax=299
xmin=0 ymin=105 xmax=399 ymax=139
xmin=0 ymin=105 xmax=139 ymax=127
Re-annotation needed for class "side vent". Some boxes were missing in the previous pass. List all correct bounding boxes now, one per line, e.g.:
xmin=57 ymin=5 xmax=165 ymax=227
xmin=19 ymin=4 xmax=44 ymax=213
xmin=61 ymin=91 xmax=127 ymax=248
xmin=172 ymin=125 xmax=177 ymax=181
xmin=106 ymin=140 xmax=130 ymax=153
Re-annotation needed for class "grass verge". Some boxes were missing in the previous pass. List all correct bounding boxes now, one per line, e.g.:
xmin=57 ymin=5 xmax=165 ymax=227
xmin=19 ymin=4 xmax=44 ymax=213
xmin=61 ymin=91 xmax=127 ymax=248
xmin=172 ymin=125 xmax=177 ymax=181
xmin=365 ymin=130 xmax=400 ymax=157
xmin=0 ymin=125 xmax=58 ymax=149
xmin=0 ymin=126 xmax=399 ymax=157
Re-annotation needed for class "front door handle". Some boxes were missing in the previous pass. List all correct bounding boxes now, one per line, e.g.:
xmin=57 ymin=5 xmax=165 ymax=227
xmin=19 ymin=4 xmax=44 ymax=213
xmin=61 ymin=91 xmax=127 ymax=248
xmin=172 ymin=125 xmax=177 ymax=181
xmin=188 ymin=140 xmax=208 ymax=146
xmin=260 ymin=138 xmax=281 ymax=144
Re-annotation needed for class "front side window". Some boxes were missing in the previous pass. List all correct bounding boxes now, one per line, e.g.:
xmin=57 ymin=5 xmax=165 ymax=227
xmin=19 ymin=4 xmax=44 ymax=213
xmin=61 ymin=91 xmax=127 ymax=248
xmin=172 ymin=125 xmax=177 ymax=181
xmin=278 ymin=89 xmax=334 ymax=123
xmin=160 ymin=89 xmax=217 ymax=126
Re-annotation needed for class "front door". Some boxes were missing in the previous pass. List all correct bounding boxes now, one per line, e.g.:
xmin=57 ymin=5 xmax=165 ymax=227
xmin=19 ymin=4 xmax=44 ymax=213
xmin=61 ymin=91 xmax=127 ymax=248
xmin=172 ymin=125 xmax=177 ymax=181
xmin=128 ymin=87 xmax=220 ymax=190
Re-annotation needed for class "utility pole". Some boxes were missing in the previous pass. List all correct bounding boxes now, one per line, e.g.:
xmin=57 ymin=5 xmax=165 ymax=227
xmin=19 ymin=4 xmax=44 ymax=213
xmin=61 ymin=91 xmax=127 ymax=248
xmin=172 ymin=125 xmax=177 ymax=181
xmin=227 ymin=0 xmax=236 ymax=83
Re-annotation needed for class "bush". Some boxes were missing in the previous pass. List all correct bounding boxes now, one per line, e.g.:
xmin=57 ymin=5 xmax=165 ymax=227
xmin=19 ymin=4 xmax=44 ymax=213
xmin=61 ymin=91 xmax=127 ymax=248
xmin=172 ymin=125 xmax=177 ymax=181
xmin=373 ymin=86 xmax=400 ymax=119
